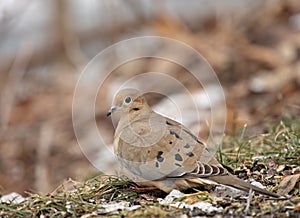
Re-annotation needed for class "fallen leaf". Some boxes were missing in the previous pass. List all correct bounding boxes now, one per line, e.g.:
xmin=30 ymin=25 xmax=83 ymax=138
xmin=277 ymin=174 xmax=300 ymax=195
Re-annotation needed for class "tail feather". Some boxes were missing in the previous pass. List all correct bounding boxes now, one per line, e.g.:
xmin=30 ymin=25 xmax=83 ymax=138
xmin=209 ymin=175 xmax=280 ymax=198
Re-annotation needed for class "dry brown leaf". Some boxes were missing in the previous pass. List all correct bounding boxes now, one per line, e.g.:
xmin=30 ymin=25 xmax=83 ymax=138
xmin=277 ymin=174 xmax=300 ymax=195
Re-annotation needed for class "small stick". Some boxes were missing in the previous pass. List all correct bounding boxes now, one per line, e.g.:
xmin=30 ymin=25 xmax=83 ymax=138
xmin=244 ymin=188 xmax=253 ymax=214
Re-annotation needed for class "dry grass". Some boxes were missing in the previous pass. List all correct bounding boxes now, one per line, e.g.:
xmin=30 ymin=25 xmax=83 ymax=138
xmin=0 ymin=117 xmax=299 ymax=217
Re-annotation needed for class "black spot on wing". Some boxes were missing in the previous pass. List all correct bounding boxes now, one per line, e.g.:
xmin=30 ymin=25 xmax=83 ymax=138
xmin=184 ymin=144 xmax=190 ymax=148
xmin=166 ymin=120 xmax=173 ymax=125
xmin=182 ymin=129 xmax=204 ymax=145
xmin=157 ymin=157 xmax=164 ymax=162
xmin=156 ymin=151 xmax=164 ymax=162
xmin=175 ymin=153 xmax=183 ymax=161
xmin=155 ymin=162 xmax=159 ymax=168
xmin=175 ymin=163 xmax=182 ymax=167
xmin=186 ymin=152 xmax=194 ymax=157
xmin=169 ymin=130 xmax=183 ymax=140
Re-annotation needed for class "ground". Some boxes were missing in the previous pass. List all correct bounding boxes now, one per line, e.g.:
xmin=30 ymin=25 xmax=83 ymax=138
xmin=1 ymin=117 xmax=299 ymax=217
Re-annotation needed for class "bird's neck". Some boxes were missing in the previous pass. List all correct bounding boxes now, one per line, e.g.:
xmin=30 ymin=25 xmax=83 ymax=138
xmin=116 ymin=105 xmax=152 ymax=131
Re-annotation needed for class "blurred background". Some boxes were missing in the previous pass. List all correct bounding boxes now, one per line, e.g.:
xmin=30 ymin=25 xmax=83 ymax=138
xmin=0 ymin=0 xmax=300 ymax=194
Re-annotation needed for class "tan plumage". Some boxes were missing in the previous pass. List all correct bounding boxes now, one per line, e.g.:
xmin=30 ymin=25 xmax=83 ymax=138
xmin=107 ymin=88 xmax=280 ymax=198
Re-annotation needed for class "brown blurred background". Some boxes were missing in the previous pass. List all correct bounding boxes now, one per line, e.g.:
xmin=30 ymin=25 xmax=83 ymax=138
xmin=0 ymin=0 xmax=300 ymax=194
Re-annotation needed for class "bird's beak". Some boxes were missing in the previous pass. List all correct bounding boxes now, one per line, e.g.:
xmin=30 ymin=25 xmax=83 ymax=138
xmin=106 ymin=106 xmax=118 ymax=117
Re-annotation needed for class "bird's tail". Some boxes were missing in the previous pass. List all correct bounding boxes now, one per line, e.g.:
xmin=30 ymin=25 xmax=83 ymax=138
xmin=209 ymin=175 xmax=280 ymax=198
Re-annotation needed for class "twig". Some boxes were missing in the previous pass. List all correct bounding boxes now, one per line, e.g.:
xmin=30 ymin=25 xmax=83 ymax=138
xmin=244 ymin=188 xmax=253 ymax=214
xmin=35 ymin=124 xmax=53 ymax=192
xmin=54 ymin=0 xmax=88 ymax=70
xmin=0 ymin=44 xmax=33 ymax=132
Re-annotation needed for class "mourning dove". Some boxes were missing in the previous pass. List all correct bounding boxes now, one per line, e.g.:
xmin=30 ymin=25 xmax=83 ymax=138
xmin=107 ymin=88 xmax=280 ymax=198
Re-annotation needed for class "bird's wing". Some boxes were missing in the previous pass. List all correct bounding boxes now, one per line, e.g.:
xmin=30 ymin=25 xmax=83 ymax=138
xmin=115 ymin=111 xmax=224 ymax=180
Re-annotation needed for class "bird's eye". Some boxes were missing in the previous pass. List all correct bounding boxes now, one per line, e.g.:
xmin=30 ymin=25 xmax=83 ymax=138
xmin=124 ymin=96 xmax=132 ymax=104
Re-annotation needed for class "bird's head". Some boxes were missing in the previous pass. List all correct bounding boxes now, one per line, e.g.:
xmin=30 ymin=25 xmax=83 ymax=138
xmin=107 ymin=88 xmax=150 ymax=120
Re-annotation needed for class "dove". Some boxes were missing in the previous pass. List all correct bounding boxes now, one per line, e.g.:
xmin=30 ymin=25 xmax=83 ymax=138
xmin=107 ymin=88 xmax=280 ymax=198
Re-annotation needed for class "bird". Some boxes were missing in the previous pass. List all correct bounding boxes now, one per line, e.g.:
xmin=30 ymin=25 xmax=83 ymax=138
xmin=106 ymin=88 xmax=280 ymax=198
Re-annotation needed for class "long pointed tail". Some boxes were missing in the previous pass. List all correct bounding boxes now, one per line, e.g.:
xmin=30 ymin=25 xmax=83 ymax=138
xmin=209 ymin=175 xmax=280 ymax=198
